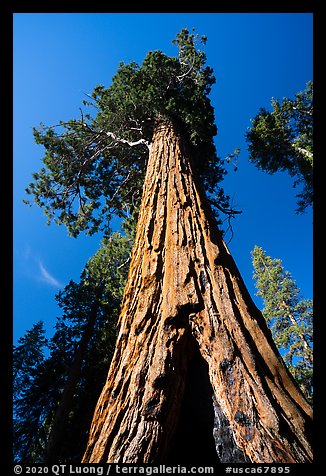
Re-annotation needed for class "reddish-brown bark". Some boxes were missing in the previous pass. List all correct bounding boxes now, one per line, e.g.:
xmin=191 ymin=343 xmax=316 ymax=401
xmin=82 ymin=119 xmax=313 ymax=464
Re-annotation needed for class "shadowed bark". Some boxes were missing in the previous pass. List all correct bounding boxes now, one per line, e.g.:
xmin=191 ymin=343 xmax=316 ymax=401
xmin=82 ymin=119 xmax=313 ymax=464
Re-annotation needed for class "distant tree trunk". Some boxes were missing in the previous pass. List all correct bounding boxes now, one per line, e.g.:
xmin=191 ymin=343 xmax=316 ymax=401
xmin=82 ymin=118 xmax=313 ymax=464
xmin=44 ymin=288 xmax=103 ymax=464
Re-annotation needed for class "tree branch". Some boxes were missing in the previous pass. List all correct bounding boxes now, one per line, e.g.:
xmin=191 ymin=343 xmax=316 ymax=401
xmin=104 ymin=131 xmax=150 ymax=150
xmin=292 ymin=143 xmax=313 ymax=161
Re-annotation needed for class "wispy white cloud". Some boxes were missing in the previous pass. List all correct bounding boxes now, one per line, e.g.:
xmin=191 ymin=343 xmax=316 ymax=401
xmin=15 ymin=244 xmax=63 ymax=289
xmin=38 ymin=261 xmax=62 ymax=288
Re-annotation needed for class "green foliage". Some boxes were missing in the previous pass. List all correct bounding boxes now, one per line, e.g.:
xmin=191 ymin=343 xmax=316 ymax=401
xmin=13 ymin=233 xmax=132 ymax=462
xmin=246 ymin=82 xmax=313 ymax=213
xmin=24 ymin=28 xmax=233 ymax=237
xmin=251 ymin=245 xmax=313 ymax=402
xmin=13 ymin=321 xmax=48 ymax=397
xmin=13 ymin=322 xmax=49 ymax=462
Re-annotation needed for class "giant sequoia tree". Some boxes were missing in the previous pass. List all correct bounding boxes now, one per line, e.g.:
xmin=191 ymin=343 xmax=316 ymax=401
xmin=26 ymin=29 xmax=313 ymax=463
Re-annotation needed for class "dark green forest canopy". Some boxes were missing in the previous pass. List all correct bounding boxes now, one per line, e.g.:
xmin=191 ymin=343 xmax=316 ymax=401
xmin=246 ymin=81 xmax=313 ymax=213
xmin=13 ymin=233 xmax=132 ymax=462
xmin=25 ymin=28 xmax=237 ymax=237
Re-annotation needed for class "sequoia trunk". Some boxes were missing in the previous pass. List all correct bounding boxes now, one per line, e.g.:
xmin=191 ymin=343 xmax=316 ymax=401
xmin=82 ymin=119 xmax=313 ymax=464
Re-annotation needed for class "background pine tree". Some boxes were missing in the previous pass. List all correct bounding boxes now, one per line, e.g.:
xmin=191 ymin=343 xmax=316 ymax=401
xmin=251 ymin=245 xmax=313 ymax=402
xmin=246 ymin=82 xmax=313 ymax=213
xmin=13 ymin=233 xmax=132 ymax=463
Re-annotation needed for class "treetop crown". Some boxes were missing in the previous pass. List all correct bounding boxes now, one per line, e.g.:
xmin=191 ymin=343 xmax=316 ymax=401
xmin=26 ymin=28 xmax=233 ymax=237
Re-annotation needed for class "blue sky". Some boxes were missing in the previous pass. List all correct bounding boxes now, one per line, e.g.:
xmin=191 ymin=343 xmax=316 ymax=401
xmin=13 ymin=13 xmax=313 ymax=344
